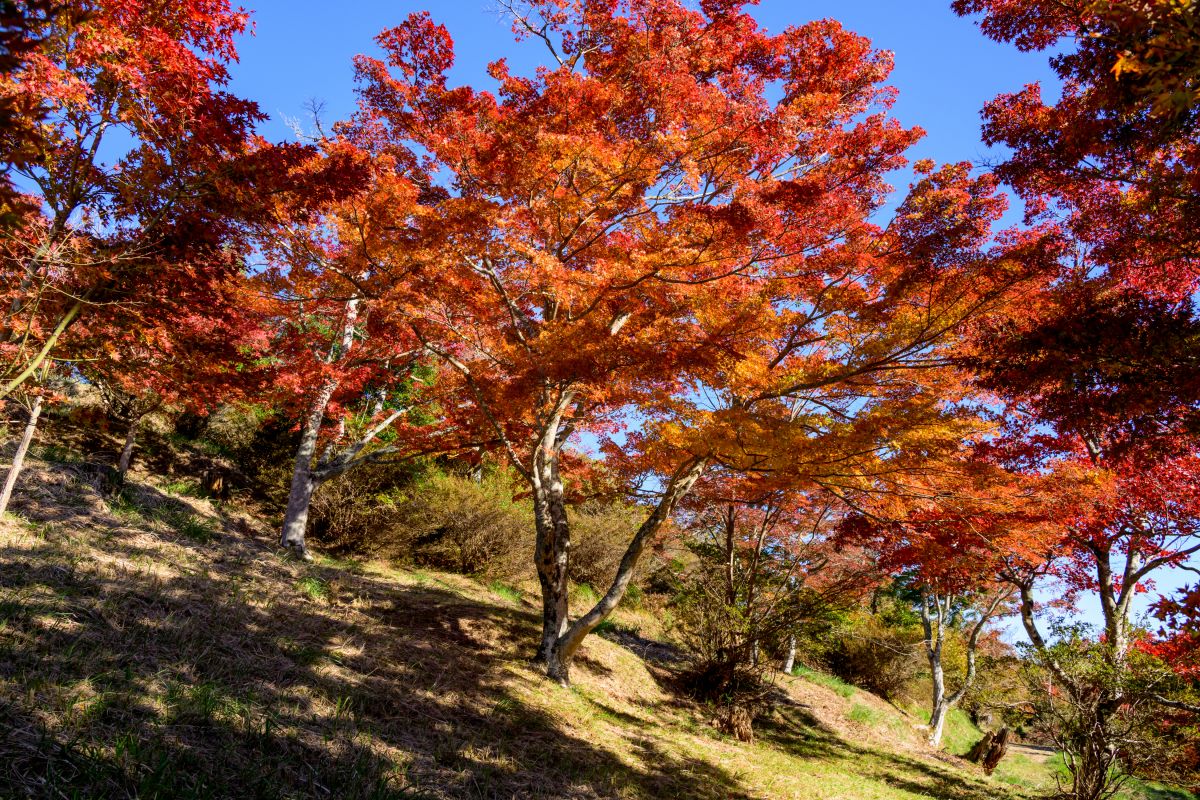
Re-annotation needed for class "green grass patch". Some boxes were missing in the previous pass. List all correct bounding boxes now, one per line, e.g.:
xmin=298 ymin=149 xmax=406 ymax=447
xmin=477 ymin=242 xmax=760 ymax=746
xmin=846 ymin=703 xmax=881 ymax=725
xmin=160 ymin=478 xmax=207 ymax=498
xmin=571 ymin=583 xmax=599 ymax=606
xmin=158 ymin=509 xmax=216 ymax=543
xmin=296 ymin=576 xmax=329 ymax=602
xmin=939 ymin=707 xmax=983 ymax=756
xmin=488 ymin=581 xmax=522 ymax=604
xmin=35 ymin=443 xmax=83 ymax=464
xmin=792 ymin=665 xmax=855 ymax=698
xmin=164 ymin=680 xmax=251 ymax=726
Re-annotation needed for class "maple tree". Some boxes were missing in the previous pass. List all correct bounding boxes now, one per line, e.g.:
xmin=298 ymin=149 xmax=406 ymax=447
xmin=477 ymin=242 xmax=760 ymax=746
xmin=966 ymin=327 xmax=1200 ymax=796
xmin=952 ymin=0 xmax=1200 ymax=457
xmin=954 ymin=0 xmax=1200 ymax=300
xmin=945 ymin=6 xmax=1200 ymax=783
xmin=256 ymin=140 xmax=456 ymax=559
xmin=74 ymin=271 xmax=272 ymax=485
xmin=839 ymin=454 xmax=1047 ymax=747
xmin=344 ymin=0 xmax=1051 ymax=684
xmin=0 ymin=0 xmax=65 ymax=229
xmin=0 ymin=0 xmax=336 ymax=406
xmin=672 ymin=472 xmax=877 ymax=738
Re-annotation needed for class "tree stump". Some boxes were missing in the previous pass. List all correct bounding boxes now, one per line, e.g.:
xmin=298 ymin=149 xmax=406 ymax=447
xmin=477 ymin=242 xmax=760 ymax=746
xmin=982 ymin=726 xmax=1010 ymax=775
xmin=966 ymin=730 xmax=996 ymax=763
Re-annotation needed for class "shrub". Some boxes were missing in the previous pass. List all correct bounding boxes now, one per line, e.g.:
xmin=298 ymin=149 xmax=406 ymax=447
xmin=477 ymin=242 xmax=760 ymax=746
xmin=397 ymin=471 xmax=534 ymax=579
xmin=567 ymin=501 xmax=643 ymax=589
xmin=198 ymin=403 xmax=272 ymax=455
xmin=824 ymin=614 xmax=923 ymax=702
xmin=306 ymin=460 xmax=420 ymax=554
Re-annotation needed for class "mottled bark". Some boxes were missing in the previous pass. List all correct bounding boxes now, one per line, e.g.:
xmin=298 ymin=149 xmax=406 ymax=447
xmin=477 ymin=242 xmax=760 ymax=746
xmin=0 ymin=396 xmax=42 ymax=516
xmin=783 ymin=634 xmax=797 ymax=674
xmin=279 ymin=299 xmax=359 ymax=560
xmin=279 ymin=382 xmax=333 ymax=560
xmin=921 ymin=588 xmax=1004 ymax=748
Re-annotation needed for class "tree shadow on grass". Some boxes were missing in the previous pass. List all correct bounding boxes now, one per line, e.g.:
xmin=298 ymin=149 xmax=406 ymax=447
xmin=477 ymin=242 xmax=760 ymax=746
xmin=0 ymin=468 xmax=752 ymax=799
xmin=757 ymin=706 xmax=1014 ymax=800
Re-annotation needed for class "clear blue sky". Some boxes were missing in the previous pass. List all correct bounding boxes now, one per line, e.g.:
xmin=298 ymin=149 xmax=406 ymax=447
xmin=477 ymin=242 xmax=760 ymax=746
xmin=225 ymin=2 xmax=1187 ymax=638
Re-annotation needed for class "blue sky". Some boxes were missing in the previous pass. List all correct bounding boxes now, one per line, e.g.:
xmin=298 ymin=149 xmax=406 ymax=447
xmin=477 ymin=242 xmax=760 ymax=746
xmin=223 ymin=2 xmax=1187 ymax=638
xmin=227 ymin=0 xmax=1057 ymax=190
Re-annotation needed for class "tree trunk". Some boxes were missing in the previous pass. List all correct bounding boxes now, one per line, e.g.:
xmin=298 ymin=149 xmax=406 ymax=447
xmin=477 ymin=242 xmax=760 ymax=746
xmin=922 ymin=589 xmax=949 ymax=747
xmin=280 ymin=298 xmax=359 ymax=559
xmin=532 ymin=476 xmax=572 ymax=682
xmin=981 ymin=727 xmax=1010 ymax=776
xmin=0 ymin=396 xmax=42 ymax=516
xmin=928 ymin=696 xmax=949 ymax=748
xmin=280 ymin=470 xmax=318 ymax=560
xmin=548 ymin=457 xmax=706 ymax=684
xmin=116 ymin=416 xmax=139 ymax=481
xmin=966 ymin=730 xmax=996 ymax=763
xmin=783 ymin=634 xmax=796 ymax=674
xmin=280 ymin=382 xmax=335 ymax=559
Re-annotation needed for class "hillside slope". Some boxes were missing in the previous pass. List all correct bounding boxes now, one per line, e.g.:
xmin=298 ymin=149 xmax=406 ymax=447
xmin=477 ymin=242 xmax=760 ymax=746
xmin=0 ymin=452 xmax=1172 ymax=799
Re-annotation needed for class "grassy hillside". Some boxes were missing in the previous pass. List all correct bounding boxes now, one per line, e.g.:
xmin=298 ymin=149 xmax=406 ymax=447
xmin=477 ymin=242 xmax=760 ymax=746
xmin=0 ymin=450 xmax=1193 ymax=799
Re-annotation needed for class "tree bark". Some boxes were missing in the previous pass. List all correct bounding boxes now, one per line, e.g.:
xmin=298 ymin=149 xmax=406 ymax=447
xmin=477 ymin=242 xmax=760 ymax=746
xmin=116 ymin=416 xmax=139 ymax=481
xmin=928 ymin=695 xmax=950 ymax=748
xmin=279 ymin=300 xmax=360 ymax=559
xmin=533 ymin=474 xmax=572 ymax=674
xmin=921 ymin=589 xmax=949 ymax=746
xmin=545 ymin=457 xmax=706 ymax=684
xmin=783 ymin=634 xmax=796 ymax=674
xmin=0 ymin=299 xmax=84 ymax=400
xmin=0 ymin=396 xmax=42 ymax=516
xmin=922 ymin=588 xmax=1006 ymax=747
xmin=280 ymin=382 xmax=335 ymax=559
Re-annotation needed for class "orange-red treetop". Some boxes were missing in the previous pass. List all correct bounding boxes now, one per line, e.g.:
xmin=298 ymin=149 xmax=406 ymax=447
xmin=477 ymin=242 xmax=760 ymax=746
xmin=340 ymin=0 xmax=1056 ymax=495
xmin=0 ymin=0 xmax=360 ymax=399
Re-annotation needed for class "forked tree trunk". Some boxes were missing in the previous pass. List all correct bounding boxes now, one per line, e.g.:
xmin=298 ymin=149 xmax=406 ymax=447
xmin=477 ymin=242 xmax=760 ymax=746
xmin=783 ymin=634 xmax=797 ymax=674
xmin=922 ymin=588 xmax=1006 ymax=747
xmin=537 ymin=457 xmax=706 ymax=685
xmin=280 ymin=300 xmax=359 ymax=560
xmin=0 ymin=396 xmax=42 ymax=516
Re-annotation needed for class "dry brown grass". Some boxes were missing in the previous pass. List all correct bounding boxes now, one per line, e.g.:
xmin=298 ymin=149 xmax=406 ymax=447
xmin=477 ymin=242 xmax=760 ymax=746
xmin=0 ymin=450 xmax=1033 ymax=800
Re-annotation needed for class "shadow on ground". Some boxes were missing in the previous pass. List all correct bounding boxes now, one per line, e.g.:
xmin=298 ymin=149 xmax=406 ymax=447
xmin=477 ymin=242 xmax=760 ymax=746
xmin=0 ymin=457 xmax=1017 ymax=800
xmin=0 ymin=460 xmax=756 ymax=800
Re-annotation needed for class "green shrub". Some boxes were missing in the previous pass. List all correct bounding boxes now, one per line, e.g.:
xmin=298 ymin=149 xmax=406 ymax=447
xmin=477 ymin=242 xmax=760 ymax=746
xmin=823 ymin=613 xmax=923 ymax=702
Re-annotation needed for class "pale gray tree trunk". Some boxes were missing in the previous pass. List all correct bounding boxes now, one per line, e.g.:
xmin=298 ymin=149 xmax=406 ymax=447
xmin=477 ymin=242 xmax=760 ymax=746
xmin=0 ymin=396 xmax=42 ymax=516
xmin=923 ymin=588 xmax=1008 ymax=747
xmin=279 ymin=299 xmax=358 ymax=559
xmin=280 ymin=380 xmax=335 ymax=560
xmin=928 ymin=673 xmax=950 ymax=747
xmin=783 ymin=634 xmax=797 ymax=674
xmin=922 ymin=589 xmax=950 ymax=747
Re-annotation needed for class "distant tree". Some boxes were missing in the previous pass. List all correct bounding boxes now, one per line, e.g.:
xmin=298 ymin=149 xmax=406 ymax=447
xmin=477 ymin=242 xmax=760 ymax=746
xmin=671 ymin=475 xmax=875 ymax=738
xmin=840 ymin=457 xmax=1044 ymax=746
